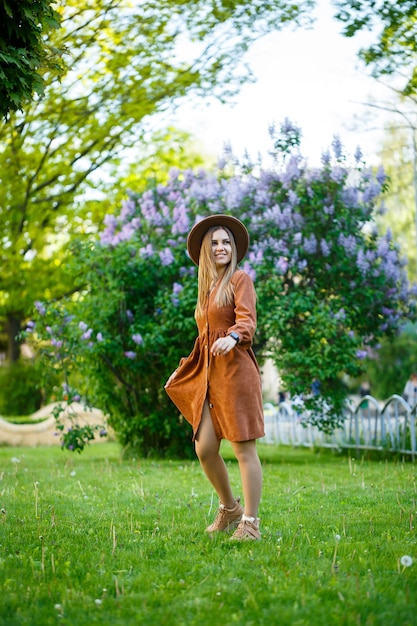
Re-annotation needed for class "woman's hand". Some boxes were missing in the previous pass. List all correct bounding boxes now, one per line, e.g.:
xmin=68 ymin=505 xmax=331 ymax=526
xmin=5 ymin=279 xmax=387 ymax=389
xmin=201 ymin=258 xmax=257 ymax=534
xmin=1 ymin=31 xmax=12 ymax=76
xmin=211 ymin=336 xmax=237 ymax=356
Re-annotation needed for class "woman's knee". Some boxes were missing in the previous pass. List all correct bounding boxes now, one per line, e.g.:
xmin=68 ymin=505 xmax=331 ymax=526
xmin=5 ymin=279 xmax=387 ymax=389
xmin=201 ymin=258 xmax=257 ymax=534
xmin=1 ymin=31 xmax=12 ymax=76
xmin=195 ymin=439 xmax=219 ymax=464
xmin=231 ymin=440 xmax=258 ymax=464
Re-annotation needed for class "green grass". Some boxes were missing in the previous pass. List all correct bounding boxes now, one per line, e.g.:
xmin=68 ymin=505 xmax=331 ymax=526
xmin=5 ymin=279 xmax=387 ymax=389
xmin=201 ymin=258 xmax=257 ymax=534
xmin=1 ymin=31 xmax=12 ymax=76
xmin=0 ymin=442 xmax=416 ymax=626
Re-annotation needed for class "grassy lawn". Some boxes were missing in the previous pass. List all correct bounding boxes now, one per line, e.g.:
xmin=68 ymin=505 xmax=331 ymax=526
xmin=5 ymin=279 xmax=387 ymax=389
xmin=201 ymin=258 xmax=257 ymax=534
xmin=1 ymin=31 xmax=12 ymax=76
xmin=0 ymin=442 xmax=416 ymax=626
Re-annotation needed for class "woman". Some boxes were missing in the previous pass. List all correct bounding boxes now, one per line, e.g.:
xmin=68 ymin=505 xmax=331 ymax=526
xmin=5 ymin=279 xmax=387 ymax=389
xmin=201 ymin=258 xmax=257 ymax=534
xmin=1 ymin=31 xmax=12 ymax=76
xmin=403 ymin=373 xmax=417 ymax=407
xmin=165 ymin=215 xmax=264 ymax=541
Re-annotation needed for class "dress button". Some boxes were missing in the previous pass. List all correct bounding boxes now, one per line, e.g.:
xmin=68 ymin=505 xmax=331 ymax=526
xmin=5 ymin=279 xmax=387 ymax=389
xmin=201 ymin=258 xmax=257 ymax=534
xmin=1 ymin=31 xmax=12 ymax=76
xmin=209 ymin=403 xmax=213 ymax=409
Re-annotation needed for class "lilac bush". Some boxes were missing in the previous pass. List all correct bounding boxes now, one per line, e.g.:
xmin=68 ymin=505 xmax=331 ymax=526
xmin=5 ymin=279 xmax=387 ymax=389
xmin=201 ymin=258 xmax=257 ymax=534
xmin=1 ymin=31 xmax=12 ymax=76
xmin=29 ymin=120 xmax=415 ymax=453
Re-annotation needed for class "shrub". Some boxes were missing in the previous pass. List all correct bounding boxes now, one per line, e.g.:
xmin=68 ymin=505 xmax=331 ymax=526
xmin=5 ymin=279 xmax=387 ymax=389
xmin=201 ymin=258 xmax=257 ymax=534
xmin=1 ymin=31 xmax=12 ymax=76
xmin=27 ymin=121 xmax=416 ymax=453
xmin=0 ymin=361 xmax=43 ymax=416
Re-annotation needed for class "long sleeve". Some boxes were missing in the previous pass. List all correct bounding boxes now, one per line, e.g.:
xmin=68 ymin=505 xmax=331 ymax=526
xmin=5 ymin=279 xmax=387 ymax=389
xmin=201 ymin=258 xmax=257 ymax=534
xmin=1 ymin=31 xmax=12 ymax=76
xmin=227 ymin=270 xmax=257 ymax=346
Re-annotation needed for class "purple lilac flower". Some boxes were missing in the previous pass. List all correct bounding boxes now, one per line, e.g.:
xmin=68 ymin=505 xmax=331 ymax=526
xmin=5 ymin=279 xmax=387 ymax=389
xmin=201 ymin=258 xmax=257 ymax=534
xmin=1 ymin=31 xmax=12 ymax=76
xmin=342 ymin=187 xmax=359 ymax=208
xmin=223 ymin=178 xmax=246 ymax=210
xmin=34 ymin=301 xmax=46 ymax=316
xmin=281 ymin=155 xmax=301 ymax=186
xmin=126 ymin=310 xmax=134 ymax=323
xmin=320 ymin=239 xmax=331 ymax=257
xmin=172 ymin=282 xmax=183 ymax=296
xmin=303 ymin=234 xmax=317 ymax=254
xmin=119 ymin=199 xmax=136 ymax=222
xmin=362 ymin=180 xmax=382 ymax=203
xmin=377 ymin=237 xmax=389 ymax=257
xmin=281 ymin=117 xmax=302 ymax=138
xmin=159 ymin=248 xmax=175 ymax=266
xmin=104 ymin=214 xmax=118 ymax=229
xmin=332 ymin=135 xmax=343 ymax=160
xmin=376 ymin=165 xmax=387 ymax=186
xmin=248 ymin=249 xmax=264 ymax=265
xmin=321 ymin=150 xmax=331 ymax=166
xmin=276 ymin=257 xmax=288 ymax=274
xmin=118 ymin=222 xmax=136 ymax=242
xmin=338 ymin=234 xmax=357 ymax=256
xmin=82 ymin=328 xmax=93 ymax=340
xmin=334 ymin=308 xmax=346 ymax=321
xmin=97 ymin=332 xmax=103 ymax=342
xmin=323 ymin=204 xmax=334 ymax=216
xmin=287 ymin=190 xmax=300 ymax=207
xmin=139 ymin=190 xmax=158 ymax=224
xmin=171 ymin=204 xmax=190 ymax=235
xmin=132 ymin=333 xmax=144 ymax=345
xmin=356 ymin=249 xmax=370 ymax=273
xmin=99 ymin=230 xmax=116 ymax=246
xmin=79 ymin=321 xmax=88 ymax=331
xmin=354 ymin=146 xmax=363 ymax=163
xmin=124 ymin=351 xmax=136 ymax=359
xmin=51 ymin=338 xmax=63 ymax=348
xmin=330 ymin=166 xmax=346 ymax=184
xmin=139 ymin=243 xmax=154 ymax=258
xmin=356 ymin=350 xmax=368 ymax=360
xmin=242 ymin=261 xmax=256 ymax=281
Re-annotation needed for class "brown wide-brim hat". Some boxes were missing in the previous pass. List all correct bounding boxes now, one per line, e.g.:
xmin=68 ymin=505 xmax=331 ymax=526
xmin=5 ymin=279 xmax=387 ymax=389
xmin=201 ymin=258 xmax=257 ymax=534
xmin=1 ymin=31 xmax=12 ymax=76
xmin=187 ymin=214 xmax=249 ymax=266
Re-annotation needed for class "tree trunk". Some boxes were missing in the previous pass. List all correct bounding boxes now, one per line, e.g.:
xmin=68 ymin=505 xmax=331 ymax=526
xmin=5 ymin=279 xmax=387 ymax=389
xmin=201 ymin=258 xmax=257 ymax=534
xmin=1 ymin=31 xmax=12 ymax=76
xmin=6 ymin=313 xmax=22 ymax=363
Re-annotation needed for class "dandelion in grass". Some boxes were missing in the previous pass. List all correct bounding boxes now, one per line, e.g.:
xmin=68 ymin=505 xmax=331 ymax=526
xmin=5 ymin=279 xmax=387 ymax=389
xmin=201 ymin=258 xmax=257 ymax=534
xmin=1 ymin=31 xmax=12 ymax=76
xmin=332 ymin=533 xmax=341 ymax=574
xmin=400 ymin=555 xmax=413 ymax=567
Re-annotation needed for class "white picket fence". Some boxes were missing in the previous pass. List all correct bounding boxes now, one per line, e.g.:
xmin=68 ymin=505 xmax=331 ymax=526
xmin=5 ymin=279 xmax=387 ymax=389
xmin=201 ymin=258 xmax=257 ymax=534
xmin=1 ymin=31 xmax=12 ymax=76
xmin=262 ymin=394 xmax=417 ymax=457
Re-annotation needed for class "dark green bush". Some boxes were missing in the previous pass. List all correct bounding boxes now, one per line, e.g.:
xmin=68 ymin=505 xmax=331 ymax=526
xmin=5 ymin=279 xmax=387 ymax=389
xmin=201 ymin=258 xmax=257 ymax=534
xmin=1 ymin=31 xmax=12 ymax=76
xmin=0 ymin=360 xmax=58 ymax=416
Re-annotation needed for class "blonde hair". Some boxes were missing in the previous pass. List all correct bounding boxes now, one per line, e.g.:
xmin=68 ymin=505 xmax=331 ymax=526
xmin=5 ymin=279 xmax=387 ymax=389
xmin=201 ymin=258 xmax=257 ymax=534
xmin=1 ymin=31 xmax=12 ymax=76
xmin=195 ymin=225 xmax=237 ymax=319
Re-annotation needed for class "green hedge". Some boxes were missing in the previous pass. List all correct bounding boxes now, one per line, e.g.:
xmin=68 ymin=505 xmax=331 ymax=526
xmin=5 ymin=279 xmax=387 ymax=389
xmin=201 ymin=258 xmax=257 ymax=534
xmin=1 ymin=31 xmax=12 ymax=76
xmin=0 ymin=360 xmax=57 ymax=416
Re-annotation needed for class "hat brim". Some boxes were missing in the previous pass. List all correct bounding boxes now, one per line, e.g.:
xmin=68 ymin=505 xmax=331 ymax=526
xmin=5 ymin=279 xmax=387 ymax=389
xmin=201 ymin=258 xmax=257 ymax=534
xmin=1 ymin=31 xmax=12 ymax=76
xmin=187 ymin=214 xmax=249 ymax=266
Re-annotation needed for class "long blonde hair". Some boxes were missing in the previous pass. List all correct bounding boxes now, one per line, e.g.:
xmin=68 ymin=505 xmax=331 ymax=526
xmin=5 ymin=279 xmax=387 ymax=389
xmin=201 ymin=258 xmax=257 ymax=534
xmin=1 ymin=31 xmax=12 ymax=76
xmin=195 ymin=225 xmax=237 ymax=319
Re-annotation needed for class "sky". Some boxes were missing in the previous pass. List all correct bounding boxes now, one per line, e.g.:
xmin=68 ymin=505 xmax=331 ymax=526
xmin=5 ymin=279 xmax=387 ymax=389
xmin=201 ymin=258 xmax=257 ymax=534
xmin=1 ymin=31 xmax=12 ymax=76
xmin=170 ymin=0 xmax=391 ymax=167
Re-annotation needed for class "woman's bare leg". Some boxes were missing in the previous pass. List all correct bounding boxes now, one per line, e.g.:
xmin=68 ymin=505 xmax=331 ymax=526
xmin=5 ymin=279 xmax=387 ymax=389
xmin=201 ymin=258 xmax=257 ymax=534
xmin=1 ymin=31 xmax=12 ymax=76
xmin=195 ymin=401 xmax=235 ymax=508
xmin=230 ymin=440 xmax=262 ymax=519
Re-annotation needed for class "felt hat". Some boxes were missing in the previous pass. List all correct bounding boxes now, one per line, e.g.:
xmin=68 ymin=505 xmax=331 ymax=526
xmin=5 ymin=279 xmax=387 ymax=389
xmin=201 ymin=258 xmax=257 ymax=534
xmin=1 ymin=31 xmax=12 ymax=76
xmin=187 ymin=214 xmax=249 ymax=265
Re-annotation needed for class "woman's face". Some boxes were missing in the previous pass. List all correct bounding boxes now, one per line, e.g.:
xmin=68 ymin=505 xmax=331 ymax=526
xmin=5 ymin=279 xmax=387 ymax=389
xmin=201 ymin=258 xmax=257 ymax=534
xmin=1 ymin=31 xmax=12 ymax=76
xmin=211 ymin=228 xmax=232 ymax=271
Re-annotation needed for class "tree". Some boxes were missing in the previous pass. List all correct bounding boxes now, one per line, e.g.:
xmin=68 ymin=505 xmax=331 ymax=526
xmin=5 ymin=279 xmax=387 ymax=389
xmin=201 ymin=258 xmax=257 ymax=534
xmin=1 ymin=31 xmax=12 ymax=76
xmin=362 ymin=323 xmax=417 ymax=399
xmin=0 ymin=0 xmax=314 ymax=363
xmin=28 ymin=121 xmax=415 ymax=455
xmin=0 ymin=0 xmax=61 ymax=117
xmin=334 ymin=1 xmax=417 ymax=95
xmin=351 ymin=85 xmax=417 ymax=282
xmin=377 ymin=123 xmax=417 ymax=282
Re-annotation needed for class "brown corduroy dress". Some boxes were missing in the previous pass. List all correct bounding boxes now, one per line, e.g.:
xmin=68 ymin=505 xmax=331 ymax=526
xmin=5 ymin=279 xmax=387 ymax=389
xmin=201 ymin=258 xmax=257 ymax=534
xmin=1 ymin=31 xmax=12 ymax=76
xmin=165 ymin=269 xmax=265 ymax=442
